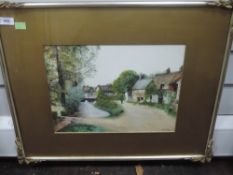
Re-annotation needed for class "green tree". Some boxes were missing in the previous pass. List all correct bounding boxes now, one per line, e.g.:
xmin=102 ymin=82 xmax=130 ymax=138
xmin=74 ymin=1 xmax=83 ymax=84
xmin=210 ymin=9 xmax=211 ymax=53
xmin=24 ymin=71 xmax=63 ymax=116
xmin=96 ymin=89 xmax=123 ymax=116
xmin=44 ymin=46 xmax=99 ymax=108
xmin=65 ymin=81 xmax=84 ymax=115
xmin=55 ymin=46 xmax=66 ymax=105
xmin=44 ymin=46 xmax=60 ymax=105
xmin=96 ymin=89 xmax=108 ymax=106
xmin=112 ymin=70 xmax=139 ymax=101
xmin=145 ymin=80 xmax=157 ymax=102
xmin=57 ymin=46 xmax=99 ymax=87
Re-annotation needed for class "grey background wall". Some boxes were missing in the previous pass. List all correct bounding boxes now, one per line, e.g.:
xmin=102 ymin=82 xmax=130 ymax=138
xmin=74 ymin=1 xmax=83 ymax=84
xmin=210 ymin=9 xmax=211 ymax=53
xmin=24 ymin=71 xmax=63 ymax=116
xmin=0 ymin=47 xmax=233 ymax=157
xmin=218 ymin=54 xmax=233 ymax=115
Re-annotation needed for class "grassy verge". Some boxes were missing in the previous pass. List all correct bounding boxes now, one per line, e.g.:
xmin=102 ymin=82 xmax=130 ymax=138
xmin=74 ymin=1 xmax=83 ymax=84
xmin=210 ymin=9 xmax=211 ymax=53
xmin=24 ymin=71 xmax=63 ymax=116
xmin=154 ymin=103 xmax=176 ymax=117
xmin=129 ymin=101 xmax=176 ymax=117
xmin=95 ymin=102 xmax=124 ymax=117
xmin=59 ymin=123 xmax=105 ymax=132
xmin=96 ymin=90 xmax=124 ymax=117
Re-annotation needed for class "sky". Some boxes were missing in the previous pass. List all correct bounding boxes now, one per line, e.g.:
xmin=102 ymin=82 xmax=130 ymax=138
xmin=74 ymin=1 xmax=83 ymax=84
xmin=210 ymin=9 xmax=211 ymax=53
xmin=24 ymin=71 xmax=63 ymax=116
xmin=84 ymin=45 xmax=185 ymax=87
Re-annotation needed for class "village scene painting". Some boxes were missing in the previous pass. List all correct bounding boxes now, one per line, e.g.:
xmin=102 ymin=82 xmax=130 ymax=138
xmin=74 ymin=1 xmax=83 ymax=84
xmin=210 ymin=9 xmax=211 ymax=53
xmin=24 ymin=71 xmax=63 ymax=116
xmin=44 ymin=45 xmax=185 ymax=133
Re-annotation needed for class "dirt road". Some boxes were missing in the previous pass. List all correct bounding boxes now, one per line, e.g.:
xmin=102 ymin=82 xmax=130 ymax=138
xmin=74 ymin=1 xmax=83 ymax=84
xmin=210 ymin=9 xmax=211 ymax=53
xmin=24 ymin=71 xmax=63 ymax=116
xmin=59 ymin=102 xmax=176 ymax=132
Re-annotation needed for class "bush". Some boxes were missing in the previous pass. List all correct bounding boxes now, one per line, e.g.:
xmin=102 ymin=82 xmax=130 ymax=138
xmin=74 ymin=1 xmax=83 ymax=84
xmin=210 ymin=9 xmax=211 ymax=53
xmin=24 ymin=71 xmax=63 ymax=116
xmin=64 ymin=84 xmax=84 ymax=116
xmin=96 ymin=103 xmax=124 ymax=116
xmin=64 ymin=103 xmax=77 ymax=115
xmin=59 ymin=123 xmax=105 ymax=132
xmin=60 ymin=110 xmax=69 ymax=116
xmin=138 ymin=102 xmax=177 ymax=117
xmin=96 ymin=90 xmax=124 ymax=116
xmin=155 ymin=103 xmax=176 ymax=117
xmin=52 ymin=111 xmax=58 ymax=120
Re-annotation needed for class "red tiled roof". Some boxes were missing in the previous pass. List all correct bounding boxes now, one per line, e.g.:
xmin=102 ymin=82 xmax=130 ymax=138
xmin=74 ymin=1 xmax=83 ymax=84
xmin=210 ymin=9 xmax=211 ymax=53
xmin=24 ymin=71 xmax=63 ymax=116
xmin=153 ymin=71 xmax=182 ymax=87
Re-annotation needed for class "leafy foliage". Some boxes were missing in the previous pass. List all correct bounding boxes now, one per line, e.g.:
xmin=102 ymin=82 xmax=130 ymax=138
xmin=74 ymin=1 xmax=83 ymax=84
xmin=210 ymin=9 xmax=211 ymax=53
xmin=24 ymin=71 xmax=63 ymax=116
xmin=59 ymin=123 xmax=105 ymax=132
xmin=133 ymin=101 xmax=177 ymax=117
xmin=145 ymin=80 xmax=157 ymax=102
xmin=44 ymin=45 xmax=99 ymax=117
xmin=113 ymin=70 xmax=139 ymax=93
xmin=65 ymin=83 xmax=84 ymax=115
xmin=112 ymin=70 xmax=139 ymax=102
xmin=96 ymin=90 xmax=123 ymax=116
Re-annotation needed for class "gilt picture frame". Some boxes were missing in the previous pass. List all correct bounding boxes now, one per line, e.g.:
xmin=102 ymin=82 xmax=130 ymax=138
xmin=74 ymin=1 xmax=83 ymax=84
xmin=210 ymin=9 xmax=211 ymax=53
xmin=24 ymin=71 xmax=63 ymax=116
xmin=0 ymin=0 xmax=232 ymax=164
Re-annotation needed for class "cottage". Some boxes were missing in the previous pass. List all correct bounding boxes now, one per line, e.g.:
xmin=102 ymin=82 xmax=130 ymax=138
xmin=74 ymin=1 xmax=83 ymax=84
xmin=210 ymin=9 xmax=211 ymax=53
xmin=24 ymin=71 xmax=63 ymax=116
xmin=83 ymin=86 xmax=96 ymax=98
xmin=96 ymin=84 xmax=115 ymax=96
xmin=81 ymin=85 xmax=97 ymax=102
xmin=131 ymin=79 xmax=153 ymax=102
xmin=153 ymin=69 xmax=182 ymax=105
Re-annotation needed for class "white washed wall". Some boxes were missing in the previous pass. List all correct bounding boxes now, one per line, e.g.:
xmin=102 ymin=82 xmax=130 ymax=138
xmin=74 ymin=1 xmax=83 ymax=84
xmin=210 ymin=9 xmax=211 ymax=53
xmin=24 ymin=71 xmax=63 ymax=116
xmin=0 ymin=89 xmax=11 ymax=116
xmin=0 ymin=65 xmax=17 ymax=157
xmin=218 ymin=54 xmax=233 ymax=115
xmin=0 ymin=66 xmax=3 ymax=85
xmin=218 ymin=87 xmax=233 ymax=115
xmin=212 ymin=50 xmax=233 ymax=156
xmin=224 ymin=54 xmax=233 ymax=84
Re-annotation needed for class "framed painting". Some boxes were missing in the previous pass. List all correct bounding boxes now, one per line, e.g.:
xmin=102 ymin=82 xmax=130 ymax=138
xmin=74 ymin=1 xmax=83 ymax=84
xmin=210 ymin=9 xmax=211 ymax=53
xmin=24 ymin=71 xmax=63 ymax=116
xmin=0 ymin=0 xmax=232 ymax=163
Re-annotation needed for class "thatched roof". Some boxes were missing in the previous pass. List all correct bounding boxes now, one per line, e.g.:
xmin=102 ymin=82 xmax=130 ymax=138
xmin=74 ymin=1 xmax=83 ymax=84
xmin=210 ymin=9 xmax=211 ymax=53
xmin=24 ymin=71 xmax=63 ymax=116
xmin=153 ymin=71 xmax=182 ymax=87
xmin=132 ymin=79 xmax=152 ymax=90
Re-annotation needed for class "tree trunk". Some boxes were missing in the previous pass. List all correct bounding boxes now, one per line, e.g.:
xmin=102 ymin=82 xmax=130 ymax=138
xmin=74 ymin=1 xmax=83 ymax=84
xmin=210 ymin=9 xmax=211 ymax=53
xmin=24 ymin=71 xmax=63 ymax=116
xmin=55 ymin=46 xmax=66 ymax=106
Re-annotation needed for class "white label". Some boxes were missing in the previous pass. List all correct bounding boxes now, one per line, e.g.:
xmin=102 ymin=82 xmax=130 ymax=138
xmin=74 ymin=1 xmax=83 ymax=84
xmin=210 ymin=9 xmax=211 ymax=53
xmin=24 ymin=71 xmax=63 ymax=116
xmin=0 ymin=17 xmax=14 ymax=26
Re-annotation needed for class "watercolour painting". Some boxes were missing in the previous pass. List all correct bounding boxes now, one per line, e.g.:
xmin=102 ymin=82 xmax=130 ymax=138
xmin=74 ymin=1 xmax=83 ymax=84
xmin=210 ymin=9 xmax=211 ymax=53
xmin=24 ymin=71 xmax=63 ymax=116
xmin=44 ymin=45 xmax=185 ymax=133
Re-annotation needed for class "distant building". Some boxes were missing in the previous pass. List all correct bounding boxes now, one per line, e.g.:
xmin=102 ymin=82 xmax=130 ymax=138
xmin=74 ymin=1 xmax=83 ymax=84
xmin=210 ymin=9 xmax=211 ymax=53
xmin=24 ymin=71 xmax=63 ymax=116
xmin=131 ymin=79 xmax=153 ymax=102
xmin=153 ymin=70 xmax=182 ymax=108
xmin=96 ymin=84 xmax=115 ymax=96
xmin=82 ymin=85 xmax=96 ymax=99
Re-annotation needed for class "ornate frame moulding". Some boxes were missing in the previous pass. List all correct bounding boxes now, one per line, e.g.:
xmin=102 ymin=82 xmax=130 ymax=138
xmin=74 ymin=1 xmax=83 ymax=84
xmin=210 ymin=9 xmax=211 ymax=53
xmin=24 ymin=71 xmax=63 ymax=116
xmin=0 ymin=0 xmax=232 ymax=9
xmin=0 ymin=0 xmax=232 ymax=164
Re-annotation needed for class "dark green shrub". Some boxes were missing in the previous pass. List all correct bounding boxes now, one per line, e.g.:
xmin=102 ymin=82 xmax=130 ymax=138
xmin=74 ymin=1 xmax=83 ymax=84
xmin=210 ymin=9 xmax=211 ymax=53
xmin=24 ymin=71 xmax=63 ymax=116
xmin=52 ymin=111 xmax=58 ymax=120
xmin=61 ymin=110 xmax=69 ymax=116
xmin=64 ymin=103 xmax=77 ymax=115
xmin=59 ymin=123 xmax=105 ymax=132
xmin=96 ymin=90 xmax=123 ymax=116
